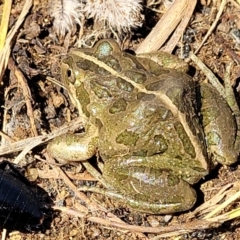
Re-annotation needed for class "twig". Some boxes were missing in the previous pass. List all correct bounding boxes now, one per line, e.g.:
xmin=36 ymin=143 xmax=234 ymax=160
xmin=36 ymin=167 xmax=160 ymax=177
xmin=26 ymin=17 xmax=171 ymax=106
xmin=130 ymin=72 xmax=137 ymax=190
xmin=161 ymin=0 xmax=197 ymax=53
xmin=0 ymin=0 xmax=12 ymax=50
xmin=8 ymin=58 xmax=38 ymax=137
xmin=136 ymin=0 xmax=195 ymax=54
xmin=204 ymin=189 xmax=240 ymax=219
xmin=0 ymin=0 xmax=32 ymax=83
xmin=189 ymin=183 xmax=233 ymax=218
xmin=1 ymin=229 xmax=7 ymax=240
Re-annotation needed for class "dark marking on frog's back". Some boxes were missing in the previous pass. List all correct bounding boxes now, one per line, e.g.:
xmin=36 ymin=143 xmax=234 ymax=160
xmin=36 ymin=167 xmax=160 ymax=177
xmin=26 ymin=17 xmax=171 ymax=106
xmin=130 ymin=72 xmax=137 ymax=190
xmin=105 ymin=56 xmax=122 ymax=71
xmin=90 ymin=81 xmax=112 ymax=99
xmin=109 ymin=98 xmax=128 ymax=114
xmin=145 ymin=81 xmax=163 ymax=91
xmin=76 ymin=58 xmax=110 ymax=75
xmin=116 ymin=78 xmax=134 ymax=92
xmin=116 ymin=130 xmax=139 ymax=146
xmin=125 ymin=70 xmax=147 ymax=84
xmin=137 ymin=92 xmax=155 ymax=101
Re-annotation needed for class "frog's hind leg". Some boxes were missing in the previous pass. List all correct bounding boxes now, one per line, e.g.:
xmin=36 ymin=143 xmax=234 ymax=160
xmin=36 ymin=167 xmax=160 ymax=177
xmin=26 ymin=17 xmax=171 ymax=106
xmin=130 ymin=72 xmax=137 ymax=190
xmin=201 ymin=83 xmax=238 ymax=165
xmin=224 ymin=63 xmax=240 ymax=154
xmin=102 ymin=158 xmax=197 ymax=214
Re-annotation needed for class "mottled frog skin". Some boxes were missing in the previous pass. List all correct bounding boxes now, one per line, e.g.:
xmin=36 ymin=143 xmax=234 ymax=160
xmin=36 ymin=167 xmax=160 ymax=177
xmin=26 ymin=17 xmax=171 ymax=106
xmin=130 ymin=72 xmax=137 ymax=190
xmin=47 ymin=39 xmax=239 ymax=214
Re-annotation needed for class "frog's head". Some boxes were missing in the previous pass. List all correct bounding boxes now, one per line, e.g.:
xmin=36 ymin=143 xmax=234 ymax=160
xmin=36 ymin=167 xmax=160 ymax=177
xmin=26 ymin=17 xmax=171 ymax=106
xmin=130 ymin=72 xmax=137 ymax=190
xmin=62 ymin=39 xmax=123 ymax=87
xmin=60 ymin=40 xmax=124 ymax=117
xmin=60 ymin=52 xmax=92 ymax=121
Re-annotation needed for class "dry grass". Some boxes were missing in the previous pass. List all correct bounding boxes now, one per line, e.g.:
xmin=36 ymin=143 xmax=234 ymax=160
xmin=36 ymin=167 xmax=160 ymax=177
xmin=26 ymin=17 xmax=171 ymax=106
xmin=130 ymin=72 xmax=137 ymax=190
xmin=1 ymin=0 xmax=240 ymax=239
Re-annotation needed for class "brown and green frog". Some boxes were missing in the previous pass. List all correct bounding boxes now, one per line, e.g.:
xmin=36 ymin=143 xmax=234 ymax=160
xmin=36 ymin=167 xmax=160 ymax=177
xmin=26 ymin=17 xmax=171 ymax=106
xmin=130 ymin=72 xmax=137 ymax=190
xmin=47 ymin=39 xmax=240 ymax=214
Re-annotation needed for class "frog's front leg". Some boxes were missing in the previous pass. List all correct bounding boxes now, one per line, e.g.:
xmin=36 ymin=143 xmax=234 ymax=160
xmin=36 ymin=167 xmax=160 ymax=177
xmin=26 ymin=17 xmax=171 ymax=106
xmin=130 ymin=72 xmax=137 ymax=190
xmin=102 ymin=156 xmax=197 ymax=214
xmin=47 ymin=124 xmax=99 ymax=164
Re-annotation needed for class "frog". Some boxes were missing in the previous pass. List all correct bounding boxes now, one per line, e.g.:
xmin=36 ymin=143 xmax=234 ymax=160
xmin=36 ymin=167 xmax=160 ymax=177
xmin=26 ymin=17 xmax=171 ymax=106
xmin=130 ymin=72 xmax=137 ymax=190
xmin=47 ymin=39 xmax=240 ymax=214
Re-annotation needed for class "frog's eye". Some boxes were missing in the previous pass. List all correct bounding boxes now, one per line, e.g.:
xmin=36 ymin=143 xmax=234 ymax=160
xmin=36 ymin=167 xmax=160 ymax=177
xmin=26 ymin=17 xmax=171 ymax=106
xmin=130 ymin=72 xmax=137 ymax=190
xmin=66 ymin=68 xmax=75 ymax=84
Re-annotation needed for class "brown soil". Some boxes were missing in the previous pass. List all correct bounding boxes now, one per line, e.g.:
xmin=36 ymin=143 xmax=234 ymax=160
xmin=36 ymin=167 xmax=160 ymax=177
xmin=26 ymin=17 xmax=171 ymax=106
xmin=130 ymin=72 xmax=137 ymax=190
xmin=1 ymin=0 xmax=240 ymax=239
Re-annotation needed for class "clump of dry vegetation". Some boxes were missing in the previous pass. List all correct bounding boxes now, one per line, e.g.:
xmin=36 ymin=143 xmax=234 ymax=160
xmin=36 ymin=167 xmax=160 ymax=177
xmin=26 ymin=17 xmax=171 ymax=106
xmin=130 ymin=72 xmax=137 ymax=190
xmin=0 ymin=0 xmax=240 ymax=239
xmin=49 ymin=0 xmax=144 ymax=39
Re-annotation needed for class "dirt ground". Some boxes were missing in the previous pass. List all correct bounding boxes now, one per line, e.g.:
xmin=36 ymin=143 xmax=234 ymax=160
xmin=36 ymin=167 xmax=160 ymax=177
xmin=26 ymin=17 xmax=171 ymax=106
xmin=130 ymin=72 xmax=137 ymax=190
xmin=1 ymin=0 xmax=240 ymax=239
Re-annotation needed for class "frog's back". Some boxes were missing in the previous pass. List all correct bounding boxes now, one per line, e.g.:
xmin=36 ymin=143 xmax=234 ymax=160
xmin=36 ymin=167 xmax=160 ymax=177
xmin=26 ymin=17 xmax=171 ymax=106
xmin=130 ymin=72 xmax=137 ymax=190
xmin=94 ymin=71 xmax=206 ymax=167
